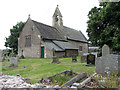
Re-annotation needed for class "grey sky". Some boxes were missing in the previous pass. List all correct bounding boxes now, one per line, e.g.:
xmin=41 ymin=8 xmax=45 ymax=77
xmin=0 ymin=0 xmax=99 ymax=49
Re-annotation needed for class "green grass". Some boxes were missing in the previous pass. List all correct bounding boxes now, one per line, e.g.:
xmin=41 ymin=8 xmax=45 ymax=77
xmin=2 ymin=56 xmax=95 ymax=84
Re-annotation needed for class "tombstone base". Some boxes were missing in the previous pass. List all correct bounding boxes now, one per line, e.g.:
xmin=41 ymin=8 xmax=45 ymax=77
xmin=51 ymin=56 xmax=60 ymax=64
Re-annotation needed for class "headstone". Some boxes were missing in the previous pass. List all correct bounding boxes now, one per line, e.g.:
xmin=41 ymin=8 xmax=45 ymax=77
xmin=86 ymin=54 xmax=95 ymax=65
xmin=9 ymin=57 xmax=18 ymax=67
xmin=96 ymin=54 xmax=119 ymax=74
xmin=51 ymin=48 xmax=60 ymax=64
xmin=102 ymin=44 xmax=110 ymax=56
xmin=81 ymin=56 xmax=87 ymax=63
xmin=72 ymin=54 xmax=77 ymax=62
xmin=51 ymin=56 xmax=60 ymax=64
xmin=16 ymin=56 xmax=20 ymax=62
xmin=96 ymin=45 xmax=119 ymax=74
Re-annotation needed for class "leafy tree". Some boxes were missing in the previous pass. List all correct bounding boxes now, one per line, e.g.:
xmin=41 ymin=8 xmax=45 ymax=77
xmin=87 ymin=2 xmax=120 ymax=52
xmin=5 ymin=22 xmax=25 ymax=54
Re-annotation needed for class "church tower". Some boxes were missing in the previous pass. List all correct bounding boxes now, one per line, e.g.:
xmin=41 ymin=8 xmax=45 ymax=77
xmin=52 ymin=5 xmax=63 ymax=28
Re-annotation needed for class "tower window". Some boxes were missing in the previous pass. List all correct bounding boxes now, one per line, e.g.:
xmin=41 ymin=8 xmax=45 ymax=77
xmin=55 ymin=15 xmax=59 ymax=22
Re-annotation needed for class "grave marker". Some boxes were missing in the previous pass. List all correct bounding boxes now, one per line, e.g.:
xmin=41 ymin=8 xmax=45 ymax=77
xmin=9 ymin=57 xmax=18 ymax=67
xmin=102 ymin=44 xmax=110 ymax=56
xmin=96 ymin=44 xmax=119 ymax=74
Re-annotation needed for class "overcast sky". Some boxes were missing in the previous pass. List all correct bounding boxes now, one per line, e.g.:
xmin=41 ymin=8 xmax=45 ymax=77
xmin=0 ymin=0 xmax=99 ymax=49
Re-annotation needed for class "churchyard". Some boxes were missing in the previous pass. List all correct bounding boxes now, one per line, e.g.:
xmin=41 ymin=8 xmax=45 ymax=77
xmin=1 ymin=47 xmax=119 ymax=88
xmin=2 ymin=56 xmax=95 ymax=84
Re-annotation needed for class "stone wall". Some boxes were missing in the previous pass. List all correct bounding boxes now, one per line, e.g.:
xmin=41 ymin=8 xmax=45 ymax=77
xmin=55 ymin=51 xmax=65 ymax=58
xmin=68 ymin=40 xmax=88 ymax=55
xmin=66 ymin=49 xmax=78 ymax=57
xmin=18 ymin=18 xmax=41 ymax=58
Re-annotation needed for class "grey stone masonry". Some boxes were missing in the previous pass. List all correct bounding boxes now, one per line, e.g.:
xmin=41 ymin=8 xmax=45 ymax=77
xmin=9 ymin=57 xmax=18 ymax=67
xmin=102 ymin=44 xmax=110 ymax=56
xmin=96 ymin=54 xmax=119 ymax=74
xmin=96 ymin=44 xmax=119 ymax=74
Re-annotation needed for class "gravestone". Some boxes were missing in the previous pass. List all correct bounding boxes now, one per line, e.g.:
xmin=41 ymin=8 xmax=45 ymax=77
xmin=9 ymin=57 xmax=18 ymax=67
xmin=86 ymin=54 xmax=95 ymax=65
xmin=16 ymin=55 xmax=20 ymax=62
xmin=96 ymin=44 xmax=119 ymax=74
xmin=72 ymin=54 xmax=77 ymax=62
xmin=81 ymin=55 xmax=87 ymax=63
xmin=51 ymin=48 xmax=60 ymax=64
xmin=102 ymin=44 xmax=110 ymax=56
xmin=51 ymin=56 xmax=60 ymax=64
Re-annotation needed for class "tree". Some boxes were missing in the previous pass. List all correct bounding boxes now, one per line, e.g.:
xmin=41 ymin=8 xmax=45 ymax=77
xmin=5 ymin=22 xmax=25 ymax=54
xmin=87 ymin=2 xmax=120 ymax=52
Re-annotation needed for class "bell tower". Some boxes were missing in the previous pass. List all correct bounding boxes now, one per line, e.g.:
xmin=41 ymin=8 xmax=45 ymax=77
xmin=52 ymin=5 xmax=63 ymax=28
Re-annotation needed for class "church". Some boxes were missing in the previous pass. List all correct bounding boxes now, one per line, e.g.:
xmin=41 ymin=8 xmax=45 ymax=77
xmin=18 ymin=6 xmax=88 ymax=58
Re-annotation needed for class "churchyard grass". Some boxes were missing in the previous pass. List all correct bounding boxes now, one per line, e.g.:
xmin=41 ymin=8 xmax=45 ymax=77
xmin=2 ymin=56 xmax=95 ymax=84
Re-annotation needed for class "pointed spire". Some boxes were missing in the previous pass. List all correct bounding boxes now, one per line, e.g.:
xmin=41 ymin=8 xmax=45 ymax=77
xmin=53 ymin=5 xmax=62 ymax=17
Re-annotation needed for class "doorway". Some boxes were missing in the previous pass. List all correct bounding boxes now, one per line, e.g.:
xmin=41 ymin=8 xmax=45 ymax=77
xmin=41 ymin=47 xmax=44 ymax=58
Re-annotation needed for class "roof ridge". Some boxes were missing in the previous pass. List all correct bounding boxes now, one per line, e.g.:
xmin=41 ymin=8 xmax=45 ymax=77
xmin=32 ymin=20 xmax=55 ymax=29
xmin=63 ymin=26 xmax=78 ymax=32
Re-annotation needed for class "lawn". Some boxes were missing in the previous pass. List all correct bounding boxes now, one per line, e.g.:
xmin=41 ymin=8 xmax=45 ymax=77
xmin=2 ymin=56 xmax=95 ymax=84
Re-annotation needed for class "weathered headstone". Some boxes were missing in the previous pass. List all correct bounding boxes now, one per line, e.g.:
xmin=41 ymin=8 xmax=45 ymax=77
xmin=16 ymin=55 xmax=20 ymax=62
xmin=86 ymin=54 xmax=95 ymax=65
xmin=51 ymin=56 xmax=60 ymax=64
xmin=72 ymin=54 xmax=77 ymax=62
xmin=102 ymin=44 xmax=110 ymax=56
xmin=51 ymin=48 xmax=60 ymax=64
xmin=81 ymin=55 xmax=87 ymax=63
xmin=9 ymin=57 xmax=18 ymax=67
xmin=96 ymin=44 xmax=119 ymax=74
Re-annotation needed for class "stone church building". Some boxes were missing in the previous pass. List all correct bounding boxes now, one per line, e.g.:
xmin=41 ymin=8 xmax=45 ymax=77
xmin=18 ymin=6 xmax=88 ymax=58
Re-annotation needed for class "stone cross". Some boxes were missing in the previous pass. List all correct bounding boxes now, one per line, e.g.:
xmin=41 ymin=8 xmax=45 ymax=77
xmin=102 ymin=44 xmax=110 ymax=56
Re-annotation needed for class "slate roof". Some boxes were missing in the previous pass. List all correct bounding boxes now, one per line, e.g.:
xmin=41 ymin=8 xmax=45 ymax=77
xmin=32 ymin=20 xmax=64 ymax=40
xmin=41 ymin=41 xmax=63 ymax=51
xmin=41 ymin=40 xmax=78 ymax=51
xmin=62 ymin=26 xmax=87 ymax=43
xmin=53 ymin=40 xmax=78 ymax=50
xmin=32 ymin=19 xmax=87 ymax=44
